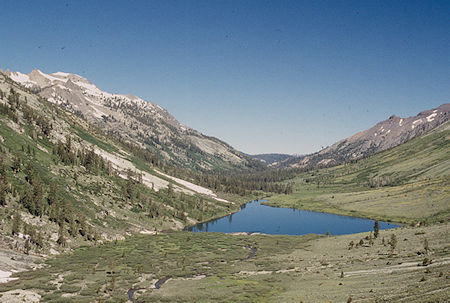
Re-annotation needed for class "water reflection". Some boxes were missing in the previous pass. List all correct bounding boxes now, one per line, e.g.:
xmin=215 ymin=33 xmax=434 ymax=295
xmin=186 ymin=200 xmax=400 ymax=236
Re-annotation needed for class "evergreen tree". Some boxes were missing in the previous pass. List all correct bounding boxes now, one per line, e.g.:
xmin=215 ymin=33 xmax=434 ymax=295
xmin=167 ymin=183 xmax=174 ymax=196
xmin=11 ymin=211 xmax=21 ymax=235
xmin=0 ymin=182 xmax=7 ymax=206
xmin=57 ymin=222 xmax=67 ymax=247
xmin=20 ymin=184 xmax=35 ymax=215
xmin=48 ymin=182 xmax=60 ymax=223
xmin=12 ymin=155 xmax=21 ymax=173
xmin=35 ymin=231 xmax=43 ymax=248
xmin=24 ymin=238 xmax=31 ymax=254
xmin=389 ymin=234 xmax=397 ymax=253
xmin=32 ymin=177 xmax=44 ymax=217
xmin=424 ymin=238 xmax=429 ymax=253
xmin=374 ymin=220 xmax=379 ymax=238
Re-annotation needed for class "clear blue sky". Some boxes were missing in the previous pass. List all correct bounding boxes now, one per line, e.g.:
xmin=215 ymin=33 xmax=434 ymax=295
xmin=1 ymin=0 xmax=449 ymax=154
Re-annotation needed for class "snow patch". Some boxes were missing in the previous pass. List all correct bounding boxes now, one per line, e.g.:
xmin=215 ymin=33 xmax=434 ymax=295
xmin=155 ymin=169 xmax=234 ymax=204
xmin=77 ymin=81 xmax=114 ymax=98
xmin=0 ymin=270 xmax=18 ymax=283
xmin=8 ymin=71 xmax=31 ymax=84
xmin=37 ymin=70 xmax=61 ymax=82
xmin=92 ymin=106 xmax=108 ymax=119
xmin=412 ymin=119 xmax=423 ymax=129
xmin=399 ymin=119 xmax=403 ymax=126
xmin=51 ymin=72 xmax=71 ymax=77
xmin=426 ymin=113 xmax=437 ymax=122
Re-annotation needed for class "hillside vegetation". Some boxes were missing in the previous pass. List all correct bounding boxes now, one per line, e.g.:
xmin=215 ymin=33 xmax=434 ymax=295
xmin=266 ymin=121 xmax=450 ymax=224
xmin=0 ymin=72 xmax=260 ymax=256
xmin=0 ymin=70 xmax=448 ymax=302
xmin=5 ymin=69 xmax=265 ymax=172
xmin=0 ymin=222 xmax=448 ymax=302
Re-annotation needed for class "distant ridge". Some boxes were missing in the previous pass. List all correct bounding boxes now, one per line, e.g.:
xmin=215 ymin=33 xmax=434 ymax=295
xmin=251 ymin=153 xmax=292 ymax=165
xmin=277 ymin=103 xmax=450 ymax=168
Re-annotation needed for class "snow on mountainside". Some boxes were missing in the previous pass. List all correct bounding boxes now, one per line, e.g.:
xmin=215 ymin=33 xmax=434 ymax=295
xmin=278 ymin=103 xmax=450 ymax=168
xmin=5 ymin=69 xmax=254 ymax=171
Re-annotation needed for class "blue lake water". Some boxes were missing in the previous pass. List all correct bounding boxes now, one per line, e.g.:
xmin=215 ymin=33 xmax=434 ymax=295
xmin=186 ymin=200 xmax=400 ymax=235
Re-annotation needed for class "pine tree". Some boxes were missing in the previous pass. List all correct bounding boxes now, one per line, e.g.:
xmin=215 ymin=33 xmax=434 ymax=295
xmin=167 ymin=183 xmax=174 ymax=196
xmin=11 ymin=211 xmax=21 ymax=235
xmin=0 ymin=182 xmax=7 ymax=206
xmin=57 ymin=222 xmax=67 ymax=247
xmin=20 ymin=184 xmax=35 ymax=215
xmin=68 ymin=214 xmax=78 ymax=237
xmin=389 ymin=234 xmax=397 ymax=253
xmin=424 ymin=238 xmax=429 ymax=253
xmin=374 ymin=220 xmax=379 ymax=238
xmin=35 ymin=231 xmax=43 ymax=248
xmin=12 ymin=155 xmax=21 ymax=173
xmin=24 ymin=238 xmax=31 ymax=254
xmin=32 ymin=177 xmax=44 ymax=217
xmin=48 ymin=182 xmax=60 ymax=222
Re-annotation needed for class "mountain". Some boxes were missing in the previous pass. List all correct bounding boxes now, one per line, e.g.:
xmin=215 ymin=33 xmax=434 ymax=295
xmin=277 ymin=103 xmax=450 ymax=168
xmin=266 ymin=119 xmax=450 ymax=224
xmin=0 ymin=70 xmax=251 ymax=255
xmin=4 ymin=69 xmax=260 ymax=171
xmin=251 ymin=153 xmax=292 ymax=165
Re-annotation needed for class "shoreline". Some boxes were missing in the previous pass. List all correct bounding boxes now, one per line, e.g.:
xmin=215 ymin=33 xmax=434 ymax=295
xmin=262 ymin=198 xmax=412 ymax=225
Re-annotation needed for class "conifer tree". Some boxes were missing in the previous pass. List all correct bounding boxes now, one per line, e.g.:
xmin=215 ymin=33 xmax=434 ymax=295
xmin=374 ymin=220 xmax=379 ymax=238
xmin=57 ymin=221 xmax=67 ymax=247
xmin=11 ymin=211 xmax=21 ymax=235
xmin=32 ymin=177 xmax=44 ymax=217
xmin=389 ymin=234 xmax=397 ymax=253
xmin=0 ymin=182 xmax=6 ymax=206
xmin=21 ymin=184 xmax=35 ymax=215
xmin=24 ymin=238 xmax=31 ymax=254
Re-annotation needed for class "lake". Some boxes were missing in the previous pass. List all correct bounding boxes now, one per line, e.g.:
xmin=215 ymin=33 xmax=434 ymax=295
xmin=186 ymin=200 xmax=400 ymax=235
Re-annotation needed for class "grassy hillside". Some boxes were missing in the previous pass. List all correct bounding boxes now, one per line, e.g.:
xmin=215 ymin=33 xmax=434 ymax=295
xmin=266 ymin=122 xmax=450 ymax=224
xmin=0 ymin=72 xmax=256 ymax=256
xmin=1 ymin=71 xmax=448 ymax=302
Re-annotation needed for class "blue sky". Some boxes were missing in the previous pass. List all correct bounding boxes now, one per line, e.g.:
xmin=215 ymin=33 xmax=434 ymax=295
xmin=1 ymin=0 xmax=449 ymax=154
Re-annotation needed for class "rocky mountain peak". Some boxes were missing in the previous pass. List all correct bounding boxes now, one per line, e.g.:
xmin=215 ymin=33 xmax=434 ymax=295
xmin=4 ymin=68 xmax=252 ymax=171
xmin=277 ymin=103 xmax=449 ymax=169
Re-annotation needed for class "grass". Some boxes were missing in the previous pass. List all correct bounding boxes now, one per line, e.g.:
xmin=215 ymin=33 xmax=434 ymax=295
xmin=1 ymin=222 xmax=448 ymax=302
xmin=265 ymin=124 xmax=450 ymax=224
xmin=0 ymin=232 xmax=319 ymax=302
xmin=0 ymin=76 xmax=257 ymax=257
xmin=73 ymin=125 xmax=119 ymax=154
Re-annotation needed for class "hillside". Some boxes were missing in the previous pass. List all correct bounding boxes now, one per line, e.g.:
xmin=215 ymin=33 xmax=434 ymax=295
xmin=0 ymin=70 xmax=256 ymax=256
xmin=250 ymin=153 xmax=292 ymax=165
xmin=3 ymin=69 xmax=262 ymax=172
xmin=0 ymin=71 xmax=448 ymax=302
xmin=277 ymin=103 xmax=450 ymax=169
xmin=266 ymin=120 xmax=450 ymax=224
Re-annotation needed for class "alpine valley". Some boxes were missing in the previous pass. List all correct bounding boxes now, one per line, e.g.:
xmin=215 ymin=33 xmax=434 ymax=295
xmin=0 ymin=69 xmax=448 ymax=302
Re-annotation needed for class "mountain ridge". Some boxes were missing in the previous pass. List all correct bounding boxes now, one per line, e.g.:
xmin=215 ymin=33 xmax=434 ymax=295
xmin=4 ymin=69 xmax=260 ymax=172
xmin=276 ymin=103 xmax=449 ymax=168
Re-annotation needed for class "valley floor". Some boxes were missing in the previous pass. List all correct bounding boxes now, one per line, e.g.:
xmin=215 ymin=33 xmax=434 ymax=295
xmin=265 ymin=177 xmax=450 ymax=225
xmin=0 ymin=222 xmax=448 ymax=302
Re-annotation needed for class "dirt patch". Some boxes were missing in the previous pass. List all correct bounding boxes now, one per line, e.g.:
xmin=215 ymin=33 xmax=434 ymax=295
xmin=0 ymin=290 xmax=41 ymax=302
